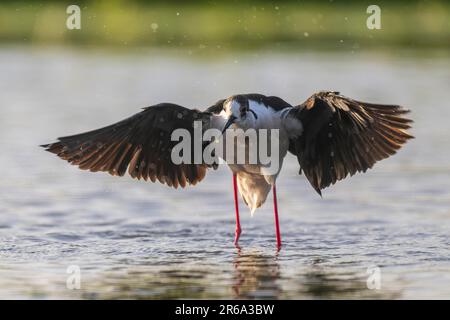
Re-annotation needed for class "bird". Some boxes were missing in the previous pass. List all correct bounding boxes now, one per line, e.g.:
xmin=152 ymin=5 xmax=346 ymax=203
xmin=41 ymin=91 xmax=413 ymax=249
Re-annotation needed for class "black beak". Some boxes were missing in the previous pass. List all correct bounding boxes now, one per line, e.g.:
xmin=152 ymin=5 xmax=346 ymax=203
xmin=222 ymin=115 xmax=236 ymax=134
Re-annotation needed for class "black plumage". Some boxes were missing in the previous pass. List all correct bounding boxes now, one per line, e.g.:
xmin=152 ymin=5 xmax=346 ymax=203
xmin=288 ymin=91 xmax=413 ymax=195
xmin=42 ymin=103 xmax=215 ymax=188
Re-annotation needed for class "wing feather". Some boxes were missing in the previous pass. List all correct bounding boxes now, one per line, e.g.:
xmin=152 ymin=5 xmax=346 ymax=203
xmin=42 ymin=103 xmax=216 ymax=188
xmin=289 ymin=91 xmax=413 ymax=195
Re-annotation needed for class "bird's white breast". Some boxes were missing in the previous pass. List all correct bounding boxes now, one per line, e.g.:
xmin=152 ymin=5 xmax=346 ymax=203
xmin=221 ymin=100 xmax=302 ymax=173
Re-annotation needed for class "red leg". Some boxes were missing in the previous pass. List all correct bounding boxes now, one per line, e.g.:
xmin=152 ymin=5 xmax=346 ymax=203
xmin=233 ymin=174 xmax=241 ymax=247
xmin=273 ymin=184 xmax=282 ymax=249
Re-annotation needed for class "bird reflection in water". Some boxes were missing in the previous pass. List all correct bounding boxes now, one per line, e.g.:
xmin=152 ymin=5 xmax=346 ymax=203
xmin=231 ymin=252 xmax=401 ymax=299
xmin=232 ymin=249 xmax=281 ymax=299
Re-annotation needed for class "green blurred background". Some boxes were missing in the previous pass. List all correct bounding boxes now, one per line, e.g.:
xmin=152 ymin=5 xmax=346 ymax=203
xmin=0 ymin=0 xmax=449 ymax=54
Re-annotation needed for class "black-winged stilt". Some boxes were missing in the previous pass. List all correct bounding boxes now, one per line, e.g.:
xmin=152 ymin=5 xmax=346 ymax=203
xmin=42 ymin=91 xmax=413 ymax=249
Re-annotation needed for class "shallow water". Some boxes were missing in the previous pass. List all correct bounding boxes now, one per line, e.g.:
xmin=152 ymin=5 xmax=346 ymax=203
xmin=0 ymin=47 xmax=449 ymax=299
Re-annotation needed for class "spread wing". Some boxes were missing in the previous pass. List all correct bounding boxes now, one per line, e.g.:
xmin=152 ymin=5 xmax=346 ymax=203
xmin=289 ymin=91 xmax=413 ymax=195
xmin=42 ymin=103 xmax=216 ymax=189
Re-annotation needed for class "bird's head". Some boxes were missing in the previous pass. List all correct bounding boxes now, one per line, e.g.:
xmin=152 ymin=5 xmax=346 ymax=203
xmin=222 ymin=95 xmax=258 ymax=133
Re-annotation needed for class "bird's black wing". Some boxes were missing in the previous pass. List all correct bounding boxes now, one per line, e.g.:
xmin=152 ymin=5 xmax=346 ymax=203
xmin=42 ymin=103 xmax=216 ymax=189
xmin=288 ymin=91 xmax=413 ymax=195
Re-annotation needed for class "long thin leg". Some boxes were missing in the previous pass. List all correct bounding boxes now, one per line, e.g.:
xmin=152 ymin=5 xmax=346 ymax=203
xmin=233 ymin=174 xmax=241 ymax=247
xmin=273 ymin=184 xmax=282 ymax=249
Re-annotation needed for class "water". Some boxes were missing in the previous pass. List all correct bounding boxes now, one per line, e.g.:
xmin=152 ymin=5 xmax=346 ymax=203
xmin=0 ymin=47 xmax=449 ymax=299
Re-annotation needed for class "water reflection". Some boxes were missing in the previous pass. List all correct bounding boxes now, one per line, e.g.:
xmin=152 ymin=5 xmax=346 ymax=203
xmin=232 ymin=250 xmax=281 ymax=299
xmin=80 ymin=262 xmax=219 ymax=299
xmin=70 ymin=249 xmax=402 ymax=299
xmin=296 ymin=263 xmax=401 ymax=299
xmin=77 ymin=250 xmax=282 ymax=299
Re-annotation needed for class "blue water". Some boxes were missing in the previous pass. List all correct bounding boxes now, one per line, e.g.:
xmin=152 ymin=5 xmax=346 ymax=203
xmin=0 ymin=47 xmax=449 ymax=299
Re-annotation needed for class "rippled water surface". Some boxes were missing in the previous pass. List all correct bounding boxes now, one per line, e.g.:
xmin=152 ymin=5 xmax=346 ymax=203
xmin=0 ymin=48 xmax=449 ymax=299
